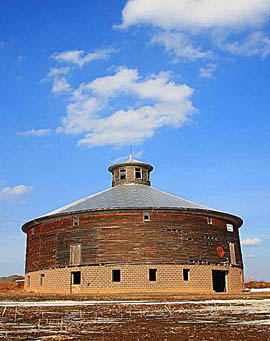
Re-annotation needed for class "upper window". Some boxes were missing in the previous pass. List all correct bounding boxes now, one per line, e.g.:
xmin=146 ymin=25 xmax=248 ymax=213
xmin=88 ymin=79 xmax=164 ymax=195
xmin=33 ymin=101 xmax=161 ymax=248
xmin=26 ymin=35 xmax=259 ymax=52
xmin=120 ymin=168 xmax=126 ymax=180
xmin=207 ymin=217 xmax=213 ymax=225
xmin=73 ymin=216 xmax=79 ymax=227
xmin=135 ymin=167 xmax=142 ymax=179
xmin=143 ymin=212 xmax=150 ymax=221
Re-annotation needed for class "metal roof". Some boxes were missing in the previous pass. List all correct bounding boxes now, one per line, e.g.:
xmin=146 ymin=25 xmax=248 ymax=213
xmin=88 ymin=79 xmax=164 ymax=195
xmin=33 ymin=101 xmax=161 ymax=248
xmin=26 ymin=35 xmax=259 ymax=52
xmin=42 ymin=183 xmax=215 ymax=217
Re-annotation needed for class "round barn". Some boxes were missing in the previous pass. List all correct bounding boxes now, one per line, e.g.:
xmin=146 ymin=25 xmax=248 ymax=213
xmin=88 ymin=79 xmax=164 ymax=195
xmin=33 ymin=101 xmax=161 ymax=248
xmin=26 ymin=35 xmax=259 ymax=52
xmin=22 ymin=157 xmax=244 ymax=294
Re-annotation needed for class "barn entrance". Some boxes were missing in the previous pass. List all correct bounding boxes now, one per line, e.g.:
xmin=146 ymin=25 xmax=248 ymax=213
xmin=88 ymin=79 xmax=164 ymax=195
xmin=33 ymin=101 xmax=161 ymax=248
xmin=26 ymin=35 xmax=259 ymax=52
xmin=71 ymin=271 xmax=81 ymax=294
xmin=212 ymin=270 xmax=227 ymax=292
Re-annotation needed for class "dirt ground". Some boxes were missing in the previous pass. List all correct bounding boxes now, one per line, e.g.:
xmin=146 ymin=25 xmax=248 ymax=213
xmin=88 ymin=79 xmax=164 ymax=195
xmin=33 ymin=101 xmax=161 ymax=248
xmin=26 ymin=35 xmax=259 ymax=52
xmin=0 ymin=292 xmax=270 ymax=340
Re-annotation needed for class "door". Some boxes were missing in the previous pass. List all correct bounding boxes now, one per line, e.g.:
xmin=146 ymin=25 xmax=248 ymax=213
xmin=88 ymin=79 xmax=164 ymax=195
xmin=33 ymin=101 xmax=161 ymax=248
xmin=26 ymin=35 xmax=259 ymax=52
xmin=212 ymin=270 xmax=227 ymax=292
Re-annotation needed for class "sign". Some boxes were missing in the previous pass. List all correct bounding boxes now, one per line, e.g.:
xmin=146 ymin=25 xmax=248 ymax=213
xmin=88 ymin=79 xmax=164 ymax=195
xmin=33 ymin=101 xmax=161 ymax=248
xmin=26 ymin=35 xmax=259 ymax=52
xmin=217 ymin=246 xmax=225 ymax=258
xmin=226 ymin=224 xmax=234 ymax=232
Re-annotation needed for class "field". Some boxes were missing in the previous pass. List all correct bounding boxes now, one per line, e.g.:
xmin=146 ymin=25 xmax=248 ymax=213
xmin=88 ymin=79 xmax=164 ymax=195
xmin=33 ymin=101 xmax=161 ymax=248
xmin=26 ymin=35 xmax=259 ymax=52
xmin=0 ymin=290 xmax=270 ymax=340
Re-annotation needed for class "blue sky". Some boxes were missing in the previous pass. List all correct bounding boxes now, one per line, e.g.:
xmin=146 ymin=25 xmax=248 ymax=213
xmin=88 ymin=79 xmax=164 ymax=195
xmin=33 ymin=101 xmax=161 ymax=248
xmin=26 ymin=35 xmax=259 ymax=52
xmin=0 ymin=0 xmax=269 ymax=280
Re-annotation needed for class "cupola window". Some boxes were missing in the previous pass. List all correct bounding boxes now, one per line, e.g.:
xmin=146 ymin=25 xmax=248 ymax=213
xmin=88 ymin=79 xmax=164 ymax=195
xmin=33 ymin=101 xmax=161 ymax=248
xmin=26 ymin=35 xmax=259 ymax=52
xmin=119 ymin=168 xmax=126 ymax=180
xmin=135 ymin=167 xmax=142 ymax=179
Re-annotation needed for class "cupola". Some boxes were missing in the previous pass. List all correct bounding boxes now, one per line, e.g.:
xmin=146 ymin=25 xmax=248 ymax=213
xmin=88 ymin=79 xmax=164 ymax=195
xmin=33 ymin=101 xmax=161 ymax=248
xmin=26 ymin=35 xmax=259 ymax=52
xmin=108 ymin=155 xmax=153 ymax=187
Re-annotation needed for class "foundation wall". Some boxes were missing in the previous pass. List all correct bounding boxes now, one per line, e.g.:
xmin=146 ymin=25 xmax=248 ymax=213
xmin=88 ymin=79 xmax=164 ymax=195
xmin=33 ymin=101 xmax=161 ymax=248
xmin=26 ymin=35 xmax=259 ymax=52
xmin=25 ymin=264 xmax=244 ymax=294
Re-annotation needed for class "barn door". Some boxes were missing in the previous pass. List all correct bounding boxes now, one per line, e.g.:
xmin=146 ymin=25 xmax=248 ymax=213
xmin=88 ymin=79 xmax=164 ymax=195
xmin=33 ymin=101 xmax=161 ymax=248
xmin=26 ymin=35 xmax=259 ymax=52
xmin=70 ymin=244 xmax=81 ymax=266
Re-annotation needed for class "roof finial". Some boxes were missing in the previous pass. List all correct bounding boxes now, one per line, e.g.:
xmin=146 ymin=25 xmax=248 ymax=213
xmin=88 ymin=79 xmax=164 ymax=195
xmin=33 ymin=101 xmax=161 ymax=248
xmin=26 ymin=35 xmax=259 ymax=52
xmin=129 ymin=145 xmax=133 ymax=160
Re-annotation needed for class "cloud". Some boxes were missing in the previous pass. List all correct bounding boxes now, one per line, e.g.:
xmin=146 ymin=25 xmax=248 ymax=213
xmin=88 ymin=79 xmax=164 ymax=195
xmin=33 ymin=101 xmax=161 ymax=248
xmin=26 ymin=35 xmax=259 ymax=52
xmin=199 ymin=63 xmax=217 ymax=78
xmin=246 ymin=254 xmax=255 ymax=258
xmin=0 ymin=185 xmax=33 ymax=200
xmin=52 ymin=77 xmax=71 ymax=94
xmin=151 ymin=32 xmax=212 ymax=61
xmin=57 ymin=67 xmax=197 ymax=147
xmin=52 ymin=48 xmax=116 ymax=67
xmin=242 ymin=237 xmax=262 ymax=246
xmin=17 ymin=129 xmax=51 ymax=136
xmin=118 ymin=0 xmax=270 ymax=60
xmin=119 ymin=0 xmax=270 ymax=30
xmin=40 ymin=67 xmax=69 ymax=83
xmin=220 ymin=31 xmax=270 ymax=58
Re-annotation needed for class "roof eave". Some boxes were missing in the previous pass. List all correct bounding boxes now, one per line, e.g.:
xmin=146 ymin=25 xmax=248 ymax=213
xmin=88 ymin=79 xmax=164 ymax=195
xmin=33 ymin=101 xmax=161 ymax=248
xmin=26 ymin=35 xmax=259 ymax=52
xmin=21 ymin=206 xmax=243 ymax=233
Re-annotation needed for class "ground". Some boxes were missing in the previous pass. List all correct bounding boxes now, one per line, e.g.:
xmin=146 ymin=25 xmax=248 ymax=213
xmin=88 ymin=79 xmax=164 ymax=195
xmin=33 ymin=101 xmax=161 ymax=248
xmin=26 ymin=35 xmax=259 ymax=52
xmin=0 ymin=291 xmax=270 ymax=340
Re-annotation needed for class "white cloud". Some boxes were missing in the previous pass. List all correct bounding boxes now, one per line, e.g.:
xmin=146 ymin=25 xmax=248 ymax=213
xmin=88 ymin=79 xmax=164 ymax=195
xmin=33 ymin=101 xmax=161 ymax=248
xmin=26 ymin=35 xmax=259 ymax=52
xmin=199 ymin=63 xmax=217 ymax=78
xmin=246 ymin=254 xmax=256 ymax=258
xmin=221 ymin=31 xmax=270 ymax=58
xmin=40 ymin=67 xmax=69 ymax=83
xmin=57 ymin=67 xmax=196 ymax=147
xmin=17 ymin=129 xmax=51 ymax=136
xmin=151 ymin=32 xmax=212 ymax=61
xmin=119 ymin=0 xmax=270 ymax=60
xmin=0 ymin=185 xmax=33 ymax=200
xmin=242 ymin=237 xmax=262 ymax=246
xmin=119 ymin=0 xmax=270 ymax=30
xmin=52 ymin=77 xmax=71 ymax=94
xmin=52 ymin=48 xmax=116 ymax=67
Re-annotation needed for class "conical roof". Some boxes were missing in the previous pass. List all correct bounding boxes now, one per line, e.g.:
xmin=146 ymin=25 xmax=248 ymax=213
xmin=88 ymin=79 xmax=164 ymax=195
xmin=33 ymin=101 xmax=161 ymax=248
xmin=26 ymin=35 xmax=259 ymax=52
xmin=43 ymin=183 xmax=213 ymax=217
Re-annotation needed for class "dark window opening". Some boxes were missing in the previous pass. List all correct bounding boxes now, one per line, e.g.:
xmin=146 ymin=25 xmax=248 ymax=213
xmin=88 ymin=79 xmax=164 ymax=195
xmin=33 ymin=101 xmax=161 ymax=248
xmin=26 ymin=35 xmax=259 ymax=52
xmin=149 ymin=269 xmax=157 ymax=281
xmin=143 ymin=212 xmax=150 ymax=221
xmin=212 ymin=270 xmax=227 ymax=292
xmin=135 ymin=168 xmax=142 ymax=179
xmin=120 ymin=168 xmax=126 ymax=180
xmin=27 ymin=276 xmax=30 ymax=287
xmin=73 ymin=216 xmax=79 ymax=227
xmin=112 ymin=270 xmax=121 ymax=282
xmin=72 ymin=271 xmax=81 ymax=285
xmin=207 ymin=217 xmax=213 ymax=224
xmin=183 ymin=269 xmax=190 ymax=281
xmin=32 ymin=227 xmax=35 ymax=235
xmin=40 ymin=274 xmax=45 ymax=286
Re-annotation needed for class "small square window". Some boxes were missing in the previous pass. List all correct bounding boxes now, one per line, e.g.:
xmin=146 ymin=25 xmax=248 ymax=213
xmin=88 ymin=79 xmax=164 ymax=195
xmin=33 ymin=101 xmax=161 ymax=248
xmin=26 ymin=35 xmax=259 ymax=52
xmin=207 ymin=217 xmax=213 ymax=225
xmin=183 ymin=269 xmax=190 ymax=281
xmin=143 ymin=212 xmax=150 ymax=221
xmin=120 ymin=168 xmax=126 ymax=180
xmin=135 ymin=168 xmax=142 ymax=179
xmin=71 ymin=271 xmax=81 ymax=285
xmin=40 ymin=274 xmax=45 ymax=286
xmin=73 ymin=217 xmax=79 ymax=227
xmin=112 ymin=270 xmax=121 ymax=282
xmin=149 ymin=269 xmax=157 ymax=281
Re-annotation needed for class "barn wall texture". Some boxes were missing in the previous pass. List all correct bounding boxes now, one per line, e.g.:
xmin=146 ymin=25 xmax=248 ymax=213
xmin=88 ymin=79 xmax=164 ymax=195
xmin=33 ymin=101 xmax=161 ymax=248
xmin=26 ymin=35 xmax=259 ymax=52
xmin=25 ymin=211 xmax=243 ymax=270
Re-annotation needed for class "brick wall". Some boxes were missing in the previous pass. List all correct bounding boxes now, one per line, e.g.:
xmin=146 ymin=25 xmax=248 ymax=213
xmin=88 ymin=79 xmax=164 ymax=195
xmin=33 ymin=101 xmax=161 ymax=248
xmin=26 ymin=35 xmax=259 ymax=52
xmin=24 ymin=264 xmax=244 ymax=294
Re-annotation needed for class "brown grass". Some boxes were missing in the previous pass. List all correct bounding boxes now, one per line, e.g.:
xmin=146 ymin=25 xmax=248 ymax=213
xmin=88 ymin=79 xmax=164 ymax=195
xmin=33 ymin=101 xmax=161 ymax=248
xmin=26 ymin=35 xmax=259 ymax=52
xmin=0 ymin=282 xmax=24 ymax=292
xmin=245 ymin=281 xmax=270 ymax=289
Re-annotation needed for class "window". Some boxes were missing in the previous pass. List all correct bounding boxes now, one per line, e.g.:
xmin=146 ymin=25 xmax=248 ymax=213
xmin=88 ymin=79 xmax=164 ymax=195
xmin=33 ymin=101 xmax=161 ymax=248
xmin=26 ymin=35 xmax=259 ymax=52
xmin=229 ymin=242 xmax=236 ymax=265
xmin=71 ymin=271 xmax=81 ymax=285
xmin=207 ymin=217 xmax=213 ymax=225
xmin=70 ymin=244 xmax=81 ymax=266
xmin=183 ymin=269 xmax=190 ymax=281
xmin=135 ymin=167 xmax=142 ymax=179
xmin=120 ymin=168 xmax=126 ymax=180
xmin=27 ymin=275 xmax=30 ymax=287
xmin=143 ymin=212 xmax=150 ymax=221
xmin=40 ymin=274 xmax=45 ymax=286
xmin=149 ymin=269 xmax=157 ymax=281
xmin=32 ymin=227 xmax=35 ymax=235
xmin=112 ymin=270 xmax=121 ymax=282
xmin=226 ymin=224 xmax=234 ymax=232
xmin=73 ymin=216 xmax=79 ymax=227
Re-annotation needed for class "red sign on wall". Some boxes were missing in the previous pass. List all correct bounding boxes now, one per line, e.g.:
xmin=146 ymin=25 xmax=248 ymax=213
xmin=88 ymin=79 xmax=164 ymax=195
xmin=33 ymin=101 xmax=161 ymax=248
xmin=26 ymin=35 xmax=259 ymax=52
xmin=217 ymin=246 xmax=225 ymax=258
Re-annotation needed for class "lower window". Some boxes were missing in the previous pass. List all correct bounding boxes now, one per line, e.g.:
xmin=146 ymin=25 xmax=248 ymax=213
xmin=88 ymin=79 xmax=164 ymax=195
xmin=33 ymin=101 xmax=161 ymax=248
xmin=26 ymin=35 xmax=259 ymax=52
xmin=183 ymin=269 xmax=190 ymax=281
xmin=112 ymin=270 xmax=121 ymax=282
xmin=149 ymin=269 xmax=157 ymax=281
xmin=71 ymin=271 xmax=81 ymax=285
